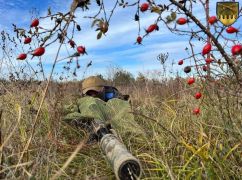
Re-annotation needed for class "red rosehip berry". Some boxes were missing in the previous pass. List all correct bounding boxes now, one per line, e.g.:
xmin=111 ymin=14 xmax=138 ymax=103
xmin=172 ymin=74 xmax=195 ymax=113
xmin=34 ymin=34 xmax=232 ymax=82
xmin=193 ymin=108 xmax=200 ymax=115
xmin=24 ymin=37 xmax=32 ymax=44
xmin=140 ymin=3 xmax=149 ymax=12
xmin=178 ymin=59 xmax=184 ymax=65
xmin=208 ymin=16 xmax=217 ymax=25
xmin=146 ymin=24 xmax=158 ymax=33
xmin=31 ymin=19 xmax=39 ymax=27
xmin=17 ymin=53 xmax=27 ymax=60
xmin=69 ymin=40 xmax=76 ymax=48
xmin=77 ymin=46 xmax=86 ymax=54
xmin=231 ymin=44 xmax=242 ymax=56
xmin=195 ymin=92 xmax=202 ymax=99
xmin=226 ymin=26 xmax=239 ymax=34
xmin=137 ymin=36 xmax=142 ymax=44
xmin=202 ymin=43 xmax=212 ymax=56
xmin=187 ymin=77 xmax=195 ymax=85
xmin=32 ymin=47 xmax=45 ymax=56
xmin=205 ymin=58 xmax=214 ymax=64
xmin=177 ymin=18 xmax=187 ymax=25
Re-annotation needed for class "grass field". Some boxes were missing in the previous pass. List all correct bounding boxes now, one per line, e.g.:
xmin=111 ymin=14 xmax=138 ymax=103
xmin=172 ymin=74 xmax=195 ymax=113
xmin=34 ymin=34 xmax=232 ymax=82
xmin=0 ymin=78 xmax=241 ymax=179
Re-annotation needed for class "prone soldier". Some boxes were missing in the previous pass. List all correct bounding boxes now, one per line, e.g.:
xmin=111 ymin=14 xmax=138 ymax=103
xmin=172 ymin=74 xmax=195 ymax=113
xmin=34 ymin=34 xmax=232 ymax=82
xmin=63 ymin=76 xmax=144 ymax=180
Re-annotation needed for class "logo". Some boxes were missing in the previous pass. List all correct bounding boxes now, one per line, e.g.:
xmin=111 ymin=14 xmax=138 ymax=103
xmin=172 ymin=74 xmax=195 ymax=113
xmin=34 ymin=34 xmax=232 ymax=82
xmin=216 ymin=1 xmax=239 ymax=26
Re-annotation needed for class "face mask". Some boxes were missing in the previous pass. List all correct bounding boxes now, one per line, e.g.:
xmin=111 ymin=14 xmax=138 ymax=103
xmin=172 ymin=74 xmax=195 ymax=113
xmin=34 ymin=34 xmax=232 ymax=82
xmin=103 ymin=86 xmax=117 ymax=101
xmin=105 ymin=92 xmax=115 ymax=101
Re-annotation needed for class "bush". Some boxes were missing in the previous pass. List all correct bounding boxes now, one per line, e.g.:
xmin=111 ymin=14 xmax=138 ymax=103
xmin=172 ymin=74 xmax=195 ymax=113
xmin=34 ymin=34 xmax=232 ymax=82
xmin=112 ymin=68 xmax=135 ymax=86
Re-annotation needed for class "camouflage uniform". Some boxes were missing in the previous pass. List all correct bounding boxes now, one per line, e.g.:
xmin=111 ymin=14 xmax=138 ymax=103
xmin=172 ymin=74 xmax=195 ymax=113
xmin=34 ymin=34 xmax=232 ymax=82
xmin=63 ymin=87 xmax=144 ymax=140
xmin=63 ymin=76 xmax=143 ymax=179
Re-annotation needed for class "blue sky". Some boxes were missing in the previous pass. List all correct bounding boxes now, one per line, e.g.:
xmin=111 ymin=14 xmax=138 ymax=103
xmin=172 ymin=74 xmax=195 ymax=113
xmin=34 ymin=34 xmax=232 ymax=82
xmin=0 ymin=0 xmax=241 ymax=80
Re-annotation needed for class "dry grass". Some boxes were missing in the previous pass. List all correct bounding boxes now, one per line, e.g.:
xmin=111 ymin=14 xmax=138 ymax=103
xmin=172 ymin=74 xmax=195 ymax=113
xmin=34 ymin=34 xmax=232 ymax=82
xmin=0 ymin=79 xmax=241 ymax=179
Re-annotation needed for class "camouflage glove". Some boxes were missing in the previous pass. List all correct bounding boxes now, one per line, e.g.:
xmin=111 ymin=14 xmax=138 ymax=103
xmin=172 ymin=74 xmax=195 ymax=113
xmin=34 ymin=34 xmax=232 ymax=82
xmin=76 ymin=96 xmax=111 ymax=122
xmin=62 ymin=103 xmax=83 ymax=123
xmin=63 ymin=112 xmax=85 ymax=122
xmin=63 ymin=103 xmax=79 ymax=114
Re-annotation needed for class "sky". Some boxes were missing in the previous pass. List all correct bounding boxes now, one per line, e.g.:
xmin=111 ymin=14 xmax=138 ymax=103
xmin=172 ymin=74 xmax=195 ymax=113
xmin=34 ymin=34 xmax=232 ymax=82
xmin=0 ymin=0 xmax=241 ymax=80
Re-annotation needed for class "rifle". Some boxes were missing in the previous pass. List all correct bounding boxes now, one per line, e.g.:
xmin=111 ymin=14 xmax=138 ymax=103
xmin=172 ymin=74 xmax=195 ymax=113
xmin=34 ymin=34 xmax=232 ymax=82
xmin=89 ymin=119 xmax=142 ymax=180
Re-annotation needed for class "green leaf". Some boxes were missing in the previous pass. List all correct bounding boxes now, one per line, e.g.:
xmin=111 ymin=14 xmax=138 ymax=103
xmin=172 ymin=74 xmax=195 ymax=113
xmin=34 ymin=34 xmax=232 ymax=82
xmin=97 ymin=31 xmax=102 ymax=39
xmin=171 ymin=12 xmax=177 ymax=20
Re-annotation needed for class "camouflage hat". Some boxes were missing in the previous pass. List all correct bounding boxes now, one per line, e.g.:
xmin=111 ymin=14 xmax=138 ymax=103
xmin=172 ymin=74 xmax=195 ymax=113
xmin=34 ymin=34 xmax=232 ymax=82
xmin=82 ymin=76 xmax=106 ymax=94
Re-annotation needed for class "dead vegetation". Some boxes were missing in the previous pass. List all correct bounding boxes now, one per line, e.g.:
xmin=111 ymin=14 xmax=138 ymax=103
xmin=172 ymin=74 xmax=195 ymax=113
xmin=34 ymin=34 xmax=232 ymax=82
xmin=0 ymin=76 xmax=241 ymax=179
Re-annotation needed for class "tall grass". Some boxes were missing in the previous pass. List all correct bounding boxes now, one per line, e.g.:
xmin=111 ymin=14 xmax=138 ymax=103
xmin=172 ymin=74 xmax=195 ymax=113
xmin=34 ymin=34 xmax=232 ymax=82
xmin=0 ymin=78 xmax=241 ymax=179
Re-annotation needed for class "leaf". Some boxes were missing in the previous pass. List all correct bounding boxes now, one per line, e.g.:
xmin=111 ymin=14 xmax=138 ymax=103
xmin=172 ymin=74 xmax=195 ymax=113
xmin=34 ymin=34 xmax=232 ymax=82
xmin=96 ymin=0 xmax=101 ymax=6
xmin=87 ymin=61 xmax=92 ymax=68
xmin=135 ymin=14 xmax=139 ymax=21
xmin=76 ymin=24 xmax=81 ymax=31
xmin=171 ymin=12 xmax=177 ymax=20
xmin=97 ymin=31 xmax=102 ymax=39
xmin=43 ymin=35 xmax=50 ymax=42
xmin=48 ymin=7 xmax=51 ymax=16
xmin=223 ymin=143 xmax=241 ymax=161
xmin=166 ymin=15 xmax=173 ymax=23
xmin=151 ymin=6 xmax=162 ymax=14
xmin=91 ymin=19 xmax=100 ymax=28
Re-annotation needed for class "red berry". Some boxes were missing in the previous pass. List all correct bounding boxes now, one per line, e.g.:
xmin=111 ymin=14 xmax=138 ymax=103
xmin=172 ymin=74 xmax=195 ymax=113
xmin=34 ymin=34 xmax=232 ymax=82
xmin=32 ymin=47 xmax=45 ymax=56
xmin=202 ymin=65 xmax=208 ymax=71
xmin=178 ymin=59 xmax=184 ymax=65
xmin=231 ymin=44 xmax=242 ymax=56
xmin=205 ymin=58 xmax=214 ymax=64
xmin=193 ymin=108 xmax=200 ymax=115
xmin=24 ymin=37 xmax=32 ymax=44
xmin=195 ymin=92 xmax=202 ymax=99
xmin=208 ymin=16 xmax=217 ymax=25
xmin=177 ymin=18 xmax=187 ymax=25
xmin=146 ymin=24 xmax=157 ymax=33
xmin=77 ymin=46 xmax=86 ymax=54
xmin=17 ymin=53 xmax=27 ymax=60
xmin=202 ymin=43 xmax=212 ymax=56
xmin=140 ymin=3 xmax=149 ymax=12
xmin=187 ymin=77 xmax=195 ymax=85
xmin=69 ymin=40 xmax=76 ymax=48
xmin=137 ymin=36 xmax=142 ymax=44
xmin=226 ymin=26 xmax=239 ymax=34
xmin=31 ymin=19 xmax=39 ymax=27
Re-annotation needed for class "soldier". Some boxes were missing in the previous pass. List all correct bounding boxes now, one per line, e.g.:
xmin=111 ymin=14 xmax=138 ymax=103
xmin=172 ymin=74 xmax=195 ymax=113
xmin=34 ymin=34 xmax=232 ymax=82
xmin=63 ymin=76 xmax=144 ymax=139
xmin=81 ymin=76 xmax=130 ymax=101
xmin=62 ymin=76 xmax=144 ymax=179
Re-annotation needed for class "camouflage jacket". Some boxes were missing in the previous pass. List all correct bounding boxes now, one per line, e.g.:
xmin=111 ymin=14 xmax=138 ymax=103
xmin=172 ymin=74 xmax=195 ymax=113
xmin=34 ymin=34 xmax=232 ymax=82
xmin=63 ymin=96 xmax=144 ymax=138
